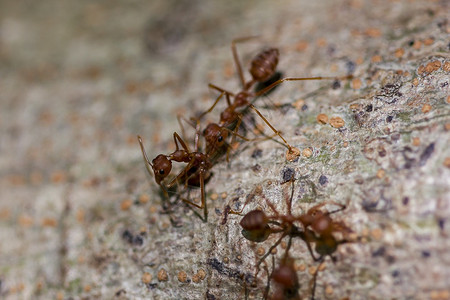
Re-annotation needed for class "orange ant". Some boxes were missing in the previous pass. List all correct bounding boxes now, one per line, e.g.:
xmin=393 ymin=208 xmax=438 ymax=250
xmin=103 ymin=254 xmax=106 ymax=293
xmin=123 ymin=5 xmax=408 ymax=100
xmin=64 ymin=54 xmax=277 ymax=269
xmin=200 ymin=37 xmax=353 ymax=159
xmin=236 ymin=176 xmax=350 ymax=274
xmin=137 ymin=130 xmax=212 ymax=222
xmin=235 ymin=178 xmax=350 ymax=299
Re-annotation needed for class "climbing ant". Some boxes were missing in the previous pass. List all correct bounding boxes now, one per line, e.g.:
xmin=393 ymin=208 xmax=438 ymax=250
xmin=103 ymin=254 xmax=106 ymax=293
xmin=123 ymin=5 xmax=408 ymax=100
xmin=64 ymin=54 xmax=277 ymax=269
xmin=234 ymin=177 xmax=350 ymax=297
xmin=137 ymin=130 xmax=212 ymax=222
xmin=201 ymin=37 xmax=353 ymax=160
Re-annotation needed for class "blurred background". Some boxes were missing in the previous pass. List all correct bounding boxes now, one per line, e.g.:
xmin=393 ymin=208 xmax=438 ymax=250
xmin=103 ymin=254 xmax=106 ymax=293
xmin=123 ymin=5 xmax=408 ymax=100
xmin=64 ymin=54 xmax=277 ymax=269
xmin=0 ymin=0 xmax=449 ymax=299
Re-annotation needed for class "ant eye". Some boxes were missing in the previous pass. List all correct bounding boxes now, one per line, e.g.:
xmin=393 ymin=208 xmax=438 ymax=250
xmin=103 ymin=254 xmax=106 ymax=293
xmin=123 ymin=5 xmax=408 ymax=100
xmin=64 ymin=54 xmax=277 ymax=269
xmin=218 ymin=136 xmax=224 ymax=142
xmin=159 ymin=169 xmax=165 ymax=175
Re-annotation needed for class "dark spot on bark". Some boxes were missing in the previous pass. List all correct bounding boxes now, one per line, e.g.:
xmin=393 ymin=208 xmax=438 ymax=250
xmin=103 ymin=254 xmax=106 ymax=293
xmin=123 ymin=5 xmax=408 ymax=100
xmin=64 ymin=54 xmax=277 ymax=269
xmin=391 ymin=133 xmax=400 ymax=141
xmin=251 ymin=148 xmax=263 ymax=158
xmin=251 ymin=164 xmax=261 ymax=172
xmin=301 ymin=104 xmax=308 ymax=111
xmin=402 ymin=197 xmax=409 ymax=205
xmin=281 ymin=167 xmax=295 ymax=183
xmin=354 ymin=177 xmax=364 ymax=184
xmin=133 ymin=235 xmax=144 ymax=246
xmin=327 ymin=45 xmax=336 ymax=56
xmin=362 ymin=198 xmax=379 ymax=212
xmin=365 ymin=104 xmax=373 ymax=112
xmin=206 ymin=291 xmax=217 ymax=300
xmin=115 ymin=289 xmax=126 ymax=296
xmin=122 ymin=230 xmax=133 ymax=244
xmin=215 ymin=208 xmax=221 ymax=216
xmin=386 ymin=115 xmax=393 ymax=122
xmin=421 ymin=250 xmax=430 ymax=258
xmin=408 ymin=40 xmax=415 ymax=46
xmin=234 ymin=188 xmax=244 ymax=196
xmin=332 ymin=80 xmax=341 ymax=89
xmin=438 ymin=218 xmax=445 ymax=230
xmin=207 ymin=258 xmax=255 ymax=284
xmin=376 ymin=83 xmax=402 ymax=104
xmin=419 ymin=142 xmax=435 ymax=166
xmin=146 ymin=283 xmax=157 ymax=290
xmin=318 ymin=175 xmax=328 ymax=186
xmin=372 ymin=246 xmax=386 ymax=257
xmin=386 ymin=255 xmax=396 ymax=264
xmin=378 ymin=147 xmax=387 ymax=157
xmin=391 ymin=270 xmax=400 ymax=277
xmin=346 ymin=60 xmax=356 ymax=73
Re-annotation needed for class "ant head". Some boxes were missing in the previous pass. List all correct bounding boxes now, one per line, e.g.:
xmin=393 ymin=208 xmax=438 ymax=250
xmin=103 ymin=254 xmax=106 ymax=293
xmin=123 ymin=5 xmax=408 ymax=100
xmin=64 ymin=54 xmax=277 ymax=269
xmin=151 ymin=154 xmax=172 ymax=184
xmin=203 ymin=123 xmax=229 ymax=148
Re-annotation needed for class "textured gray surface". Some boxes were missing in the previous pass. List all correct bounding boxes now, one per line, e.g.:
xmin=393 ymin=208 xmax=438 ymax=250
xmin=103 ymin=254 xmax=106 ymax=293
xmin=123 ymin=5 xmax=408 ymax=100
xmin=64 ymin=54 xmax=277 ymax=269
xmin=0 ymin=0 xmax=449 ymax=299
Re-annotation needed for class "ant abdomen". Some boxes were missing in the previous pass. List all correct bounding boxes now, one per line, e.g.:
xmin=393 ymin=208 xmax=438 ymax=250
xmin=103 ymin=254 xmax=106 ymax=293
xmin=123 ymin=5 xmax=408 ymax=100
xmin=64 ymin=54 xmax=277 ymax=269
xmin=249 ymin=48 xmax=279 ymax=83
xmin=240 ymin=210 xmax=269 ymax=231
xmin=240 ymin=210 xmax=271 ymax=242
xmin=314 ymin=235 xmax=338 ymax=257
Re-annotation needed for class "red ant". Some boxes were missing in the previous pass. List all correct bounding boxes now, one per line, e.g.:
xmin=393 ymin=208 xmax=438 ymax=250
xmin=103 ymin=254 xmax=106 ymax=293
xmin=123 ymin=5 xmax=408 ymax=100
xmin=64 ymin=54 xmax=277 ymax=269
xmin=238 ymin=179 xmax=349 ymax=263
xmin=137 ymin=130 xmax=212 ymax=222
xmin=234 ymin=177 xmax=350 ymax=299
xmin=200 ymin=37 xmax=353 ymax=160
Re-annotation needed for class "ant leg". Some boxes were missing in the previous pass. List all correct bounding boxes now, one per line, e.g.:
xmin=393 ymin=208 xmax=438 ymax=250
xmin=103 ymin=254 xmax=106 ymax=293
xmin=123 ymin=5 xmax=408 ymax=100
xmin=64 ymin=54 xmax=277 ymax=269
xmin=208 ymin=83 xmax=235 ymax=97
xmin=260 ymin=192 xmax=281 ymax=217
xmin=173 ymin=132 xmax=191 ymax=153
xmin=310 ymin=259 xmax=325 ymax=300
xmin=263 ymin=256 xmax=275 ymax=300
xmin=231 ymin=36 xmax=260 ymax=88
xmin=179 ymin=170 xmax=207 ymax=222
xmin=165 ymin=156 xmax=196 ymax=189
xmin=198 ymin=91 xmax=226 ymax=120
xmin=253 ymin=75 xmax=354 ymax=98
xmin=286 ymin=179 xmax=296 ymax=216
xmin=248 ymin=104 xmax=300 ymax=158
xmin=176 ymin=114 xmax=197 ymax=143
xmin=255 ymin=232 xmax=288 ymax=275
xmin=301 ymin=230 xmax=322 ymax=262
xmin=283 ymin=235 xmax=293 ymax=258
xmin=307 ymin=201 xmax=346 ymax=216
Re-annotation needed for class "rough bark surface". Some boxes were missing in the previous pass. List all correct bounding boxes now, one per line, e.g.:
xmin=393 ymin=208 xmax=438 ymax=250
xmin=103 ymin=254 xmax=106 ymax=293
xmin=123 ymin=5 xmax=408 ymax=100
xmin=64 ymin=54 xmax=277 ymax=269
xmin=0 ymin=0 xmax=449 ymax=299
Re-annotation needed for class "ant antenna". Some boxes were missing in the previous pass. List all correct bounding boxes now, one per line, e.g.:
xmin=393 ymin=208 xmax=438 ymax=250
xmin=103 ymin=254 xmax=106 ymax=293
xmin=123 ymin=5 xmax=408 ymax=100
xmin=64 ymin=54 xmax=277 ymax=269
xmin=137 ymin=135 xmax=154 ymax=175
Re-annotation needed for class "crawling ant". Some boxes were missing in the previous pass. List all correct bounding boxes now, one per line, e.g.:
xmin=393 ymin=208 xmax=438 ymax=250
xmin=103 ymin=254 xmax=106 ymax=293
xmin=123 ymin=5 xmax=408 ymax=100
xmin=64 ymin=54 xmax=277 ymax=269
xmin=137 ymin=130 xmax=212 ymax=222
xmin=235 ymin=178 xmax=350 ymax=299
xmin=238 ymin=180 xmax=349 ymax=263
xmin=201 ymin=37 xmax=353 ymax=160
